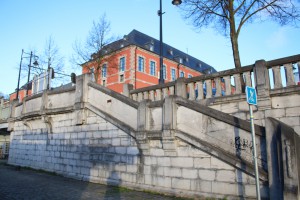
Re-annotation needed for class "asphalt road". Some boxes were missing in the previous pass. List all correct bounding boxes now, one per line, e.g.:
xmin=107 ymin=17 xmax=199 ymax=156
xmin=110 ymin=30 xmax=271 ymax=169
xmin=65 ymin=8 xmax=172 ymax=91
xmin=0 ymin=160 xmax=188 ymax=200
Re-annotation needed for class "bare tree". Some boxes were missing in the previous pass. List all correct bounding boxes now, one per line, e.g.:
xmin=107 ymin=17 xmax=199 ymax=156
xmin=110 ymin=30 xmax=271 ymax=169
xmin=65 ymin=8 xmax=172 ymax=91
xmin=72 ymin=14 xmax=118 ymax=82
xmin=180 ymin=0 xmax=300 ymax=69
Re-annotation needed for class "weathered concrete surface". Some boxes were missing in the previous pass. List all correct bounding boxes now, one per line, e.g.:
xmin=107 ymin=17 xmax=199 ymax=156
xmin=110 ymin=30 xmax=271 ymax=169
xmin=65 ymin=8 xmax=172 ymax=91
xmin=7 ymin=74 xmax=271 ymax=199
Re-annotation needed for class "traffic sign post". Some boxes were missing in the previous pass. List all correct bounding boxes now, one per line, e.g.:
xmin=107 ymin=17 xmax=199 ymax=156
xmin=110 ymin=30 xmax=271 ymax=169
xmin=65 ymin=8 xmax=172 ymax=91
xmin=246 ymin=86 xmax=261 ymax=200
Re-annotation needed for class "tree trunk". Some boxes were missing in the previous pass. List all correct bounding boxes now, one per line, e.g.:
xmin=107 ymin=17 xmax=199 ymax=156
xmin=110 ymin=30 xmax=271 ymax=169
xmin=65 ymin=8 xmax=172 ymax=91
xmin=230 ymin=34 xmax=242 ymax=69
xmin=228 ymin=0 xmax=241 ymax=69
xmin=228 ymin=1 xmax=245 ymax=91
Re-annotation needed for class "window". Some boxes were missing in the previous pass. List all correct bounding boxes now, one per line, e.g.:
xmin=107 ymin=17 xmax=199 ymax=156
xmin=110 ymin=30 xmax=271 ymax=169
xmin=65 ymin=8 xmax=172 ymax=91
xmin=188 ymin=74 xmax=193 ymax=78
xmin=150 ymin=61 xmax=156 ymax=76
xmin=119 ymin=57 xmax=125 ymax=72
xmin=180 ymin=71 xmax=185 ymax=78
xmin=120 ymin=74 xmax=124 ymax=82
xmin=171 ymin=68 xmax=176 ymax=81
xmin=102 ymin=64 xmax=107 ymax=78
xmin=138 ymin=56 xmax=144 ymax=72
xmin=163 ymin=65 xmax=167 ymax=80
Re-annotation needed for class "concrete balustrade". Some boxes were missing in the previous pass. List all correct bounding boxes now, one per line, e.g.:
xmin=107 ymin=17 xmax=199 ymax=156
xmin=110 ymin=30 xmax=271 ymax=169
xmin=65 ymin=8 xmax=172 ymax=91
xmin=128 ymin=54 xmax=300 ymax=103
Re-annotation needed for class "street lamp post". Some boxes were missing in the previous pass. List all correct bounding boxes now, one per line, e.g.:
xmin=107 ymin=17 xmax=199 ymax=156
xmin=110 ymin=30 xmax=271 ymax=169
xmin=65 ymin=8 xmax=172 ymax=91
xmin=26 ymin=51 xmax=33 ymax=96
xmin=16 ymin=49 xmax=24 ymax=101
xmin=16 ymin=50 xmax=39 ymax=101
xmin=158 ymin=0 xmax=182 ymax=84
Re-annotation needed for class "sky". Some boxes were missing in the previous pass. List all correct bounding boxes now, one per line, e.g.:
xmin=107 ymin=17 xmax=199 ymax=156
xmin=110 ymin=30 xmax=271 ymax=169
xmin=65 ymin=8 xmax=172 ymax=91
xmin=0 ymin=0 xmax=299 ymax=95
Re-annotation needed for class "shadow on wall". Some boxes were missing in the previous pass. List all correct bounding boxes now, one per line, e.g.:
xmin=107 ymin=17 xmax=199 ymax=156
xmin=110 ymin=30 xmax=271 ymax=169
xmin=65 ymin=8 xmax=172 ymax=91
xmin=8 ymin=123 xmax=142 ymax=200
xmin=233 ymin=117 xmax=268 ymax=199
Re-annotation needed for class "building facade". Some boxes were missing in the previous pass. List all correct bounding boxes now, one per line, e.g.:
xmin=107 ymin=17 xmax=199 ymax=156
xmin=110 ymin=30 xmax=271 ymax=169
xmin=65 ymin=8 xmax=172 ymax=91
xmin=82 ymin=30 xmax=216 ymax=93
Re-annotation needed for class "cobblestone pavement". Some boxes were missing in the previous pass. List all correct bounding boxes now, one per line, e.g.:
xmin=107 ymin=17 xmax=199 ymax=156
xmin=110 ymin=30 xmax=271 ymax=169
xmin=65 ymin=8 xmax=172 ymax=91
xmin=0 ymin=160 xmax=188 ymax=200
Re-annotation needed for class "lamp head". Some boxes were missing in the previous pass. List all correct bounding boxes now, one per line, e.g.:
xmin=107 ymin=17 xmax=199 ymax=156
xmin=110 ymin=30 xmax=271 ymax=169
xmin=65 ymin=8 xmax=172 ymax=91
xmin=172 ymin=0 xmax=182 ymax=5
xmin=33 ymin=60 xmax=39 ymax=66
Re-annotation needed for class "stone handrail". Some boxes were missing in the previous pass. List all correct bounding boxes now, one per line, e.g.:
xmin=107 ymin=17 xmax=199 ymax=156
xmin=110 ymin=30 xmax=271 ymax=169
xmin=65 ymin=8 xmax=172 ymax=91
xmin=128 ymin=54 xmax=300 ymax=102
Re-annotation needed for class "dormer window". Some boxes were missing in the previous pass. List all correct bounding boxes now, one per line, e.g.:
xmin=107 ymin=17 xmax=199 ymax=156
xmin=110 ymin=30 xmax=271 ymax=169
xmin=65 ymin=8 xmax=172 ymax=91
xmin=168 ymin=49 xmax=173 ymax=55
xmin=149 ymin=43 xmax=154 ymax=51
xmin=179 ymin=57 xmax=183 ymax=63
xmin=185 ymin=56 xmax=189 ymax=62
xmin=145 ymin=41 xmax=154 ymax=51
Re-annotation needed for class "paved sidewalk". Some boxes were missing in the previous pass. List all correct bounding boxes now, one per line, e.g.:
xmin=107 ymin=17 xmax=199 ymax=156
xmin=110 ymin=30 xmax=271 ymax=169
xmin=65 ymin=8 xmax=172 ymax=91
xmin=0 ymin=160 xmax=188 ymax=200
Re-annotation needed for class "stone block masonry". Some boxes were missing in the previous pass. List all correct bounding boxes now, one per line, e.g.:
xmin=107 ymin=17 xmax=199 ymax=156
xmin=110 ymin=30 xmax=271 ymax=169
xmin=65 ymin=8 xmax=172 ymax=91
xmin=8 ymin=71 xmax=300 ymax=199
xmin=8 ymin=108 xmax=268 ymax=199
xmin=9 ymin=111 xmax=141 ymax=185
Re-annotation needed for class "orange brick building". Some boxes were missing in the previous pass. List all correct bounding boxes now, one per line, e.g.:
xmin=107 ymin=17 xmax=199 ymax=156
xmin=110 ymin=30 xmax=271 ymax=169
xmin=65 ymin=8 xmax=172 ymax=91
xmin=9 ymin=83 xmax=32 ymax=102
xmin=82 ymin=30 xmax=216 ymax=93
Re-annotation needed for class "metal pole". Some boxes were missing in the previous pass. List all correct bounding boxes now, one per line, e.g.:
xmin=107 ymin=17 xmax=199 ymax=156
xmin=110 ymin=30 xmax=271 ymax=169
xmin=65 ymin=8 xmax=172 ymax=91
xmin=158 ymin=0 xmax=164 ymax=84
xmin=16 ymin=49 xmax=24 ymax=101
xmin=249 ymin=104 xmax=261 ymax=200
xmin=26 ymin=51 xmax=33 ymax=96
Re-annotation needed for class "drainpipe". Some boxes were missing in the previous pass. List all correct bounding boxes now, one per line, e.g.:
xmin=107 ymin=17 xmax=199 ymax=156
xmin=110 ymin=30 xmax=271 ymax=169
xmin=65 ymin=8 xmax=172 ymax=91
xmin=177 ymin=63 xmax=180 ymax=79
xmin=135 ymin=46 xmax=138 ymax=89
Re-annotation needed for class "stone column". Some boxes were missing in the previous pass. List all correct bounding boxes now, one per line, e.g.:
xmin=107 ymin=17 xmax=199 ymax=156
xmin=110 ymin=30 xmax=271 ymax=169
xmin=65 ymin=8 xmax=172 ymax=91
xmin=74 ymin=73 xmax=91 ymax=125
xmin=162 ymin=96 xmax=177 ymax=156
xmin=254 ymin=60 xmax=271 ymax=110
xmin=136 ymin=100 xmax=150 ymax=154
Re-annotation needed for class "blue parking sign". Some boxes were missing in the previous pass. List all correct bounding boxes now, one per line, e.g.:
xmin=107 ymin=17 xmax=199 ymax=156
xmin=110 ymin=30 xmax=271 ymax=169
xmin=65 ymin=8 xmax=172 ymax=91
xmin=246 ymin=86 xmax=257 ymax=105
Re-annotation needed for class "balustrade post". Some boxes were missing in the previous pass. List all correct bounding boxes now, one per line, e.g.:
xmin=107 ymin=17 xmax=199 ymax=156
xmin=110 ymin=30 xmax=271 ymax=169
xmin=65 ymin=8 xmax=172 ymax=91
xmin=188 ymin=82 xmax=195 ymax=100
xmin=132 ymin=93 xmax=137 ymax=101
xmin=223 ymin=76 xmax=232 ymax=96
xmin=196 ymin=81 xmax=204 ymax=100
xmin=214 ymin=77 xmax=222 ymax=97
xmin=243 ymin=72 xmax=252 ymax=87
xmin=233 ymin=74 xmax=242 ymax=94
xmin=272 ymin=66 xmax=282 ymax=89
xmin=138 ymin=92 xmax=143 ymax=102
xmin=175 ymin=77 xmax=187 ymax=99
xmin=155 ymin=89 xmax=162 ymax=101
xmin=205 ymin=79 xmax=212 ymax=98
xmin=149 ymin=90 xmax=155 ymax=101
xmin=284 ymin=63 xmax=296 ymax=87
xmin=143 ymin=91 xmax=149 ymax=100
xmin=162 ymin=88 xmax=169 ymax=99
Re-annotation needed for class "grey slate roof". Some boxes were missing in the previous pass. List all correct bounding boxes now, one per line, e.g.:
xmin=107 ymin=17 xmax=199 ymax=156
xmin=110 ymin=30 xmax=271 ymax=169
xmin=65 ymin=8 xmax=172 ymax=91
xmin=98 ymin=29 xmax=216 ymax=74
